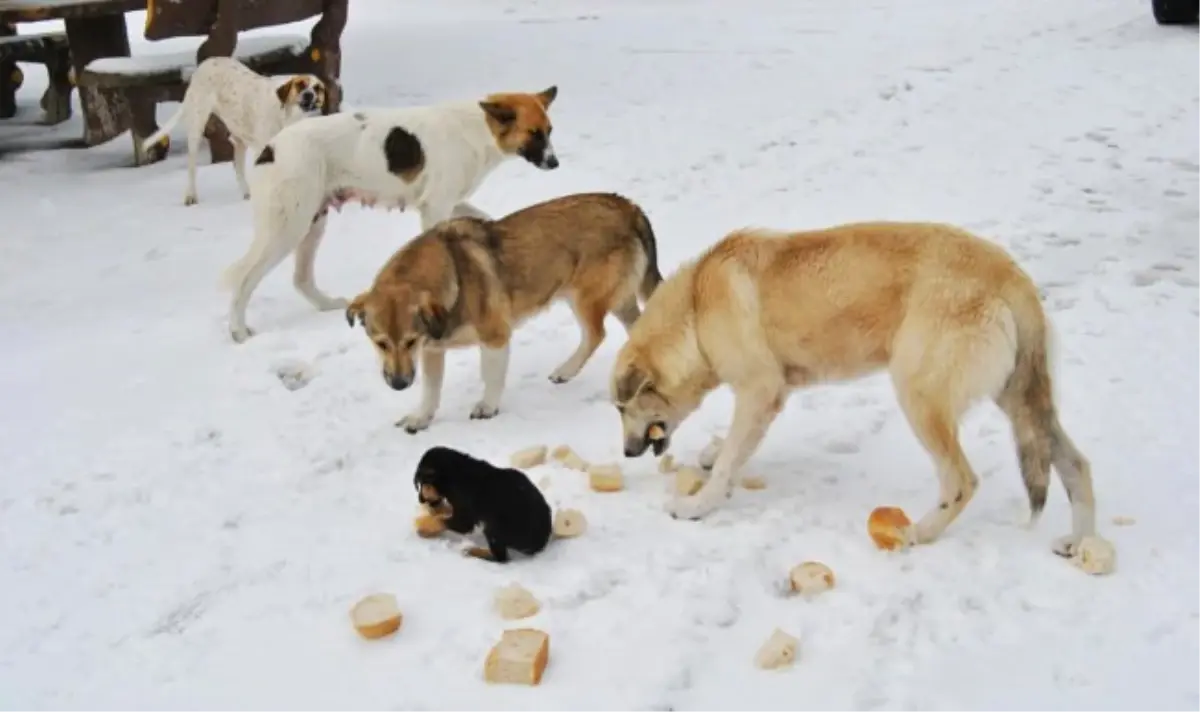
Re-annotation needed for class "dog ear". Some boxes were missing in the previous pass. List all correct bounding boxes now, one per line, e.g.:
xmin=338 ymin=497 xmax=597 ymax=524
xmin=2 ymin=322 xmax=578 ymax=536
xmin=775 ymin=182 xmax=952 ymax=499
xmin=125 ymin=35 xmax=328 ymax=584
xmin=615 ymin=364 xmax=651 ymax=404
xmin=412 ymin=291 xmax=448 ymax=340
xmin=345 ymin=293 xmax=368 ymax=328
xmin=537 ymin=85 xmax=558 ymax=109
xmin=479 ymin=100 xmax=517 ymax=126
xmin=275 ymin=78 xmax=298 ymax=106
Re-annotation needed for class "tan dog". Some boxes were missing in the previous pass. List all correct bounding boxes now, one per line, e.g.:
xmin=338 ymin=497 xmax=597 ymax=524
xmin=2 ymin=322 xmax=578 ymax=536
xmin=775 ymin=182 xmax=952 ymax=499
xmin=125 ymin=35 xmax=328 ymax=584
xmin=610 ymin=221 xmax=1096 ymax=557
xmin=347 ymin=192 xmax=662 ymax=433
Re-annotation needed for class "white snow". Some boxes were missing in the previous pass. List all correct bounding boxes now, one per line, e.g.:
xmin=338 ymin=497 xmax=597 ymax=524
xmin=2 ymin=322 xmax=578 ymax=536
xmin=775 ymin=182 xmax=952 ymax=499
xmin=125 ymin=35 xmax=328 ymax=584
xmin=85 ymin=34 xmax=309 ymax=76
xmin=1 ymin=0 xmax=1197 ymax=708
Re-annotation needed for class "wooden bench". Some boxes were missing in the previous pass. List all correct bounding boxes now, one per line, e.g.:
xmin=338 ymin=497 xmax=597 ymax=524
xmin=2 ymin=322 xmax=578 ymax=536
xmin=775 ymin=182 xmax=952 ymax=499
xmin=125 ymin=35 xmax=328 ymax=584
xmin=0 ymin=24 xmax=72 ymax=123
xmin=76 ymin=0 xmax=347 ymax=165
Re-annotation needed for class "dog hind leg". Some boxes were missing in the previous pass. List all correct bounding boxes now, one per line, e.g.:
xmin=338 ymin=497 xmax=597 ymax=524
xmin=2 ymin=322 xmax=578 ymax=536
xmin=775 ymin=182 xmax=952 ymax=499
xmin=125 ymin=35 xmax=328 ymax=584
xmin=183 ymin=100 xmax=212 ymax=206
xmin=231 ymin=137 xmax=250 ymax=200
xmin=292 ymin=213 xmax=346 ymax=311
xmin=549 ymin=293 xmax=609 ymax=384
xmin=612 ymin=295 xmax=641 ymax=333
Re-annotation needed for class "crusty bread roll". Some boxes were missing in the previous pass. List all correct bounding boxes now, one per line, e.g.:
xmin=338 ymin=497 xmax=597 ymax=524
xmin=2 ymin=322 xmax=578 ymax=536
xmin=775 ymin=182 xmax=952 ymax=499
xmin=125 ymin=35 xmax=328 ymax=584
xmin=587 ymin=464 xmax=624 ymax=492
xmin=675 ymin=466 xmax=706 ymax=496
xmin=350 ymin=593 xmax=403 ymax=640
xmin=552 ymin=508 xmax=587 ymax=538
xmin=551 ymin=445 xmax=588 ymax=471
xmin=741 ymin=475 xmax=766 ymax=490
xmin=510 ymin=445 xmax=548 ymax=469
xmin=414 ymin=511 xmax=447 ymax=538
xmin=1111 ymin=515 xmax=1135 ymax=527
xmin=754 ymin=628 xmax=799 ymax=669
xmin=867 ymin=506 xmax=914 ymax=551
xmin=484 ymin=628 xmax=550 ymax=685
xmin=789 ymin=561 xmax=835 ymax=596
xmin=494 ymin=583 xmax=541 ymax=620
xmin=1071 ymin=535 xmax=1116 ymax=575
xmin=647 ymin=424 xmax=666 ymax=441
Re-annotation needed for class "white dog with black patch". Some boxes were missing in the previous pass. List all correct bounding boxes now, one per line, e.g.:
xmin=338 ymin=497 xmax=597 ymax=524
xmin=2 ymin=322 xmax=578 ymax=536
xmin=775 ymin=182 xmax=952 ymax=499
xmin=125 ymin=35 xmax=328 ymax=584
xmin=220 ymin=85 xmax=560 ymax=343
xmin=141 ymin=56 xmax=326 ymax=206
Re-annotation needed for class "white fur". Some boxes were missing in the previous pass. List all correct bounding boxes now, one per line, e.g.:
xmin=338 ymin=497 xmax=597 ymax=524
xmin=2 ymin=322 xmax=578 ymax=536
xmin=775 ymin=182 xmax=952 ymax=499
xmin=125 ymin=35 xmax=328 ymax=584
xmin=221 ymin=100 xmax=531 ymax=343
xmin=141 ymin=57 xmax=323 ymax=206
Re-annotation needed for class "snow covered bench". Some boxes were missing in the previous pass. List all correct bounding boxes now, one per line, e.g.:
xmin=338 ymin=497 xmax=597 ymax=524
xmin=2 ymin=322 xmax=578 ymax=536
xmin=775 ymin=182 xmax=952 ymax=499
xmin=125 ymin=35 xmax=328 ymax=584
xmin=74 ymin=0 xmax=348 ymax=166
xmin=0 ymin=28 xmax=72 ymax=123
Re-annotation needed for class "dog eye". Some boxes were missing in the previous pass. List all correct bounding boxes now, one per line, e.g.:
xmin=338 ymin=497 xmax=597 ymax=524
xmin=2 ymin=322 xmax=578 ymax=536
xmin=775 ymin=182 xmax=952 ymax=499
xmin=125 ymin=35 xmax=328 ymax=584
xmin=403 ymin=337 xmax=419 ymax=348
xmin=374 ymin=339 xmax=389 ymax=350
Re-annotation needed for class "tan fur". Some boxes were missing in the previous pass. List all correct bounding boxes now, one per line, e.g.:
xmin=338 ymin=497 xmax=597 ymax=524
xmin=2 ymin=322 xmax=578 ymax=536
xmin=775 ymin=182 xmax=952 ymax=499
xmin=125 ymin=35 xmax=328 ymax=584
xmin=611 ymin=221 xmax=1096 ymax=555
xmin=347 ymin=192 xmax=662 ymax=433
xmin=479 ymin=86 xmax=557 ymax=156
xmin=275 ymin=76 xmax=325 ymax=110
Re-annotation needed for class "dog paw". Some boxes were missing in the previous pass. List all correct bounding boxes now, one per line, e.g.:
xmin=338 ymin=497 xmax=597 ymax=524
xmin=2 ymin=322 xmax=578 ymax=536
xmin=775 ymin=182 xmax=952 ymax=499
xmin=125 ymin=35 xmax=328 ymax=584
xmin=665 ymin=494 xmax=718 ymax=521
xmin=1052 ymin=535 xmax=1082 ymax=558
xmin=548 ymin=363 xmax=581 ymax=384
xmin=397 ymin=412 xmax=433 ymax=434
xmin=230 ymin=326 xmax=254 ymax=343
xmin=469 ymin=402 xmax=499 ymax=420
xmin=242 ymin=191 xmax=251 ymax=201
xmin=184 ymin=194 xmax=198 ymax=206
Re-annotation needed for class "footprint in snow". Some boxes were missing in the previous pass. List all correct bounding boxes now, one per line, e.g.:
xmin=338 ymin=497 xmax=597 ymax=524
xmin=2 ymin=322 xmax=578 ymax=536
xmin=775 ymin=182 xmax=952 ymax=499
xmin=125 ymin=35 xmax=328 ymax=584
xmin=272 ymin=359 xmax=316 ymax=391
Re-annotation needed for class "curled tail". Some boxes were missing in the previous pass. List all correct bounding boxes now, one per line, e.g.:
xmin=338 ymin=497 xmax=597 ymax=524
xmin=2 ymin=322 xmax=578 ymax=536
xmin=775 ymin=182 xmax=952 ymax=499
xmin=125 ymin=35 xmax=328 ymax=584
xmin=995 ymin=282 xmax=1095 ymax=539
xmin=632 ymin=206 xmax=663 ymax=301
xmin=140 ymin=100 xmax=187 ymax=154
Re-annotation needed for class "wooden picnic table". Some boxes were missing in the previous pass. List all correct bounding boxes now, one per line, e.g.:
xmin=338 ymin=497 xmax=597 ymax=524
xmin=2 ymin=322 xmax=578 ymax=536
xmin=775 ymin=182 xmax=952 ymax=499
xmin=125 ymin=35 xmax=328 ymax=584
xmin=0 ymin=0 xmax=153 ymax=146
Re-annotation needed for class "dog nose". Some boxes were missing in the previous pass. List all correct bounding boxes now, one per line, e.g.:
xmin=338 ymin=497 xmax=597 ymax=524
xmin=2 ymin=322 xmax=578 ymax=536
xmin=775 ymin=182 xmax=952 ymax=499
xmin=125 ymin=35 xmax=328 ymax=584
xmin=544 ymin=155 xmax=559 ymax=170
xmin=387 ymin=373 xmax=412 ymax=391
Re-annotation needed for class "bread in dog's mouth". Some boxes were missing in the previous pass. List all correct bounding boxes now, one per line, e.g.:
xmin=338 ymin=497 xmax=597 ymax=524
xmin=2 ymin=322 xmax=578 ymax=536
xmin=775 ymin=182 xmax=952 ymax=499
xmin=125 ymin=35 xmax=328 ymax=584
xmin=647 ymin=422 xmax=669 ymax=456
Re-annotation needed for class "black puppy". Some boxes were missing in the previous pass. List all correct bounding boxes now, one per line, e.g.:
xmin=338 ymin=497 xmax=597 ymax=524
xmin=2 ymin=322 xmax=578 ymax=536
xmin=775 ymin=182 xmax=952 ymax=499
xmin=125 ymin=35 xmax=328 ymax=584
xmin=413 ymin=445 xmax=552 ymax=563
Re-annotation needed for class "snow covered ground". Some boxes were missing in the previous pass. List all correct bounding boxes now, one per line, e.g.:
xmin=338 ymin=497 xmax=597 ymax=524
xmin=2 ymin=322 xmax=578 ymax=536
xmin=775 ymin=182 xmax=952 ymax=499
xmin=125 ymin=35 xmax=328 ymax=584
xmin=1 ymin=0 xmax=1197 ymax=708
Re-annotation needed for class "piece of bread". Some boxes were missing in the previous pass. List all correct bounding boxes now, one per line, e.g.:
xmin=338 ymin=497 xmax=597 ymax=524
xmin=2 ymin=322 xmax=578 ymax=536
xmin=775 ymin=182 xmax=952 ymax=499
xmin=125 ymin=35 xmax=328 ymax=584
xmin=1071 ymin=535 xmax=1116 ymax=575
xmin=867 ymin=506 xmax=914 ymax=551
xmin=675 ymin=466 xmax=706 ymax=496
xmin=350 ymin=593 xmax=403 ymax=640
xmin=1111 ymin=515 xmax=1135 ymax=526
xmin=741 ymin=475 xmax=766 ymax=490
xmin=414 ymin=511 xmax=447 ymax=538
xmin=483 ymin=628 xmax=550 ymax=685
xmin=494 ymin=583 xmax=541 ymax=620
xmin=658 ymin=453 xmax=678 ymax=474
xmin=647 ymin=424 xmax=666 ymax=441
xmin=510 ymin=445 xmax=548 ymax=469
xmin=754 ymin=628 xmax=799 ymax=670
xmin=587 ymin=463 xmax=624 ymax=492
xmin=789 ymin=561 xmax=835 ymax=596
xmin=551 ymin=445 xmax=589 ymax=471
xmin=552 ymin=508 xmax=587 ymax=538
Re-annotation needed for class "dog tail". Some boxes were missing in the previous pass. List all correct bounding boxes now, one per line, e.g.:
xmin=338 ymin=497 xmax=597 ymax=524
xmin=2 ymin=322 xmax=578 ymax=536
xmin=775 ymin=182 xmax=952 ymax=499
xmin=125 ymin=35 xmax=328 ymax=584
xmin=140 ymin=101 xmax=186 ymax=154
xmin=994 ymin=279 xmax=1094 ymax=529
xmin=632 ymin=205 xmax=663 ymax=301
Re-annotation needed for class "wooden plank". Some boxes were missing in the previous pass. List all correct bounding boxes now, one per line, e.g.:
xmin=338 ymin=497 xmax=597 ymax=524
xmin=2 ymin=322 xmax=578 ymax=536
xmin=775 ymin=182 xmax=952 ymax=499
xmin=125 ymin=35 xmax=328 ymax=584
xmin=143 ymin=0 xmax=324 ymax=41
xmin=0 ymin=0 xmax=144 ymax=23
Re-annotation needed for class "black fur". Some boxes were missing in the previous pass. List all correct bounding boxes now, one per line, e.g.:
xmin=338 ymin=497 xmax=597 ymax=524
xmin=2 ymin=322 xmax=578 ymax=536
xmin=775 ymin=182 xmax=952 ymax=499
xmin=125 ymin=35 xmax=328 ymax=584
xmin=414 ymin=446 xmax=552 ymax=563
xmin=255 ymin=145 xmax=274 ymax=165
xmin=383 ymin=126 xmax=424 ymax=178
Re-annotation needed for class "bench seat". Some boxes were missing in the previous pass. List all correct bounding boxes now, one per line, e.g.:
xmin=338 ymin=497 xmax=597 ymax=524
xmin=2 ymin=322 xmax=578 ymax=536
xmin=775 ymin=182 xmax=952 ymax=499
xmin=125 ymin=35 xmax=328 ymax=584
xmin=80 ymin=34 xmax=309 ymax=88
xmin=0 ymin=30 xmax=72 ymax=123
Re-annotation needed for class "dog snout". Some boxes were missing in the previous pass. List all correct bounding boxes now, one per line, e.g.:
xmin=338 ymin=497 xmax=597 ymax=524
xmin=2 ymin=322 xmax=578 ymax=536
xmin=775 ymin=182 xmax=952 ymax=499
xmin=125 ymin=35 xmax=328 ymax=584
xmin=624 ymin=436 xmax=650 ymax=458
xmin=386 ymin=372 xmax=413 ymax=391
xmin=543 ymin=154 xmax=559 ymax=170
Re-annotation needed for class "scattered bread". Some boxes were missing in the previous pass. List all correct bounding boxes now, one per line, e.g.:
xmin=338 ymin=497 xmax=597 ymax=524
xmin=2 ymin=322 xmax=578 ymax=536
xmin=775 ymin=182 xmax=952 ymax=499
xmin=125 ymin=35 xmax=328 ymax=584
xmin=350 ymin=593 xmax=403 ymax=640
xmin=552 ymin=508 xmax=588 ymax=538
xmin=675 ymin=466 xmax=706 ymax=496
xmin=754 ymin=628 xmax=799 ymax=670
xmin=1111 ymin=515 xmax=1136 ymax=526
xmin=789 ymin=561 xmax=836 ymax=597
xmin=741 ymin=475 xmax=766 ymax=490
xmin=510 ymin=445 xmax=548 ymax=469
xmin=484 ymin=628 xmax=550 ymax=685
xmin=494 ymin=583 xmax=541 ymax=620
xmin=658 ymin=453 xmax=678 ymax=474
xmin=537 ymin=475 xmax=552 ymax=490
xmin=647 ymin=424 xmax=666 ymax=441
xmin=414 ymin=509 xmax=447 ymax=538
xmin=1071 ymin=535 xmax=1116 ymax=575
xmin=587 ymin=463 xmax=625 ymax=492
xmin=867 ymin=506 xmax=914 ymax=551
xmin=551 ymin=445 xmax=589 ymax=471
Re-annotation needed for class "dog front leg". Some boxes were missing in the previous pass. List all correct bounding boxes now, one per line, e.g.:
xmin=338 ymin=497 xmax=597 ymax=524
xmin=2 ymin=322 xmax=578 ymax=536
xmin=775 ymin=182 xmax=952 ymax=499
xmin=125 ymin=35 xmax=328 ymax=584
xmin=470 ymin=343 xmax=510 ymax=420
xmin=450 ymin=201 xmax=492 ymax=221
xmin=397 ymin=348 xmax=445 ymax=434
xmin=293 ymin=214 xmax=347 ymax=311
xmin=462 ymin=527 xmax=510 ymax=563
xmin=668 ymin=385 xmax=784 ymax=521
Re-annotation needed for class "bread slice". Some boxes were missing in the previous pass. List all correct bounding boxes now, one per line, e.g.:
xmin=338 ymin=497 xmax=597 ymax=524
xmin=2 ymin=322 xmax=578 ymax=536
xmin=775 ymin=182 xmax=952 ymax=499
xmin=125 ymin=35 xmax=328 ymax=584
xmin=350 ymin=593 xmax=403 ymax=640
xmin=484 ymin=628 xmax=550 ymax=685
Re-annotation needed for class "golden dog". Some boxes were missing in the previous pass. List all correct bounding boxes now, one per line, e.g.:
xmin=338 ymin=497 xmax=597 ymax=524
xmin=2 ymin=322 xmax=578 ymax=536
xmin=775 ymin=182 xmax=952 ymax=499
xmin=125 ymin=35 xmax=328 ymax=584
xmin=610 ymin=221 xmax=1095 ymax=556
xmin=347 ymin=192 xmax=662 ymax=433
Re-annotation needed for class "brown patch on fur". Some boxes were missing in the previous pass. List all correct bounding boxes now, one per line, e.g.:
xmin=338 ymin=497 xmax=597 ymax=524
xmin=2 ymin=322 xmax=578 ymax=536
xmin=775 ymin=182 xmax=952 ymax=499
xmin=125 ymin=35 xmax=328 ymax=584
xmin=348 ymin=192 xmax=661 ymax=421
xmin=479 ymin=86 xmax=557 ymax=156
xmin=465 ymin=546 xmax=496 ymax=561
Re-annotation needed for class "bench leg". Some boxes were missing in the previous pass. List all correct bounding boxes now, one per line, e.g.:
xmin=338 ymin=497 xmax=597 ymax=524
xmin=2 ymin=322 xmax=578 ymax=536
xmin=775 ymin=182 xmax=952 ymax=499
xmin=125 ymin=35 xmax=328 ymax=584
xmin=39 ymin=48 xmax=73 ymax=125
xmin=0 ymin=22 xmax=17 ymax=120
xmin=130 ymin=94 xmax=167 ymax=166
